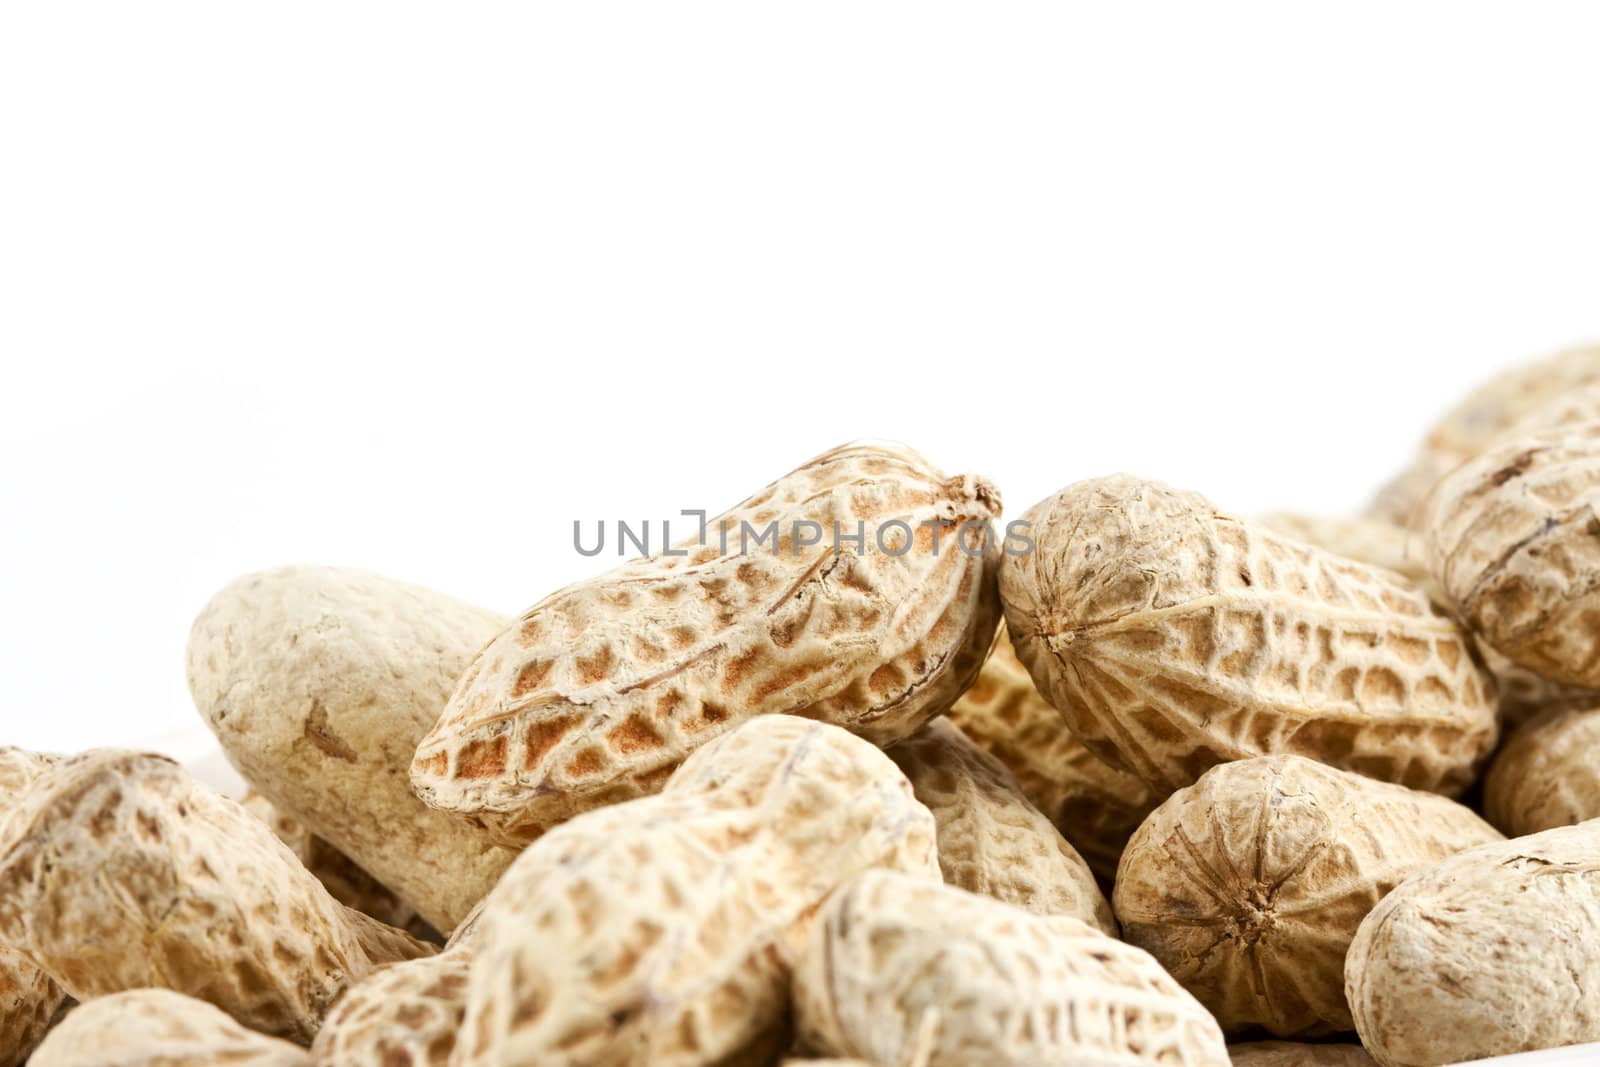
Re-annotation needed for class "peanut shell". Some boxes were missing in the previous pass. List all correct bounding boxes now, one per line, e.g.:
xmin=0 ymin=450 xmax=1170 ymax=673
xmin=28 ymin=989 xmax=310 ymax=1067
xmin=1346 ymin=821 xmax=1600 ymax=1067
xmin=1114 ymin=755 xmax=1500 ymax=1037
xmin=413 ymin=441 xmax=1002 ymax=845
xmin=1256 ymin=512 xmax=1432 ymax=590
xmin=187 ymin=564 xmax=519 ymax=933
xmin=887 ymin=718 xmax=1115 ymax=933
xmin=1228 ymin=1043 xmax=1377 ymax=1067
xmin=1483 ymin=705 xmax=1600 ymax=835
xmin=0 ymin=748 xmax=67 ymax=1067
xmin=794 ymin=869 xmax=1230 ymax=1067
xmin=1000 ymin=475 xmax=1498 ymax=797
xmin=311 ymin=951 xmax=470 ymax=1067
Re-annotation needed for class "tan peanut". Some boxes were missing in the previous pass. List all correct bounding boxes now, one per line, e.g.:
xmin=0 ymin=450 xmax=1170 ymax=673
xmin=945 ymin=624 xmax=1156 ymax=881
xmin=794 ymin=870 xmax=1229 ymax=1067
xmin=1346 ymin=821 xmax=1600 ymax=1067
xmin=310 ymin=951 xmax=470 ymax=1067
xmin=1228 ymin=1043 xmax=1378 ymax=1067
xmin=413 ymin=441 xmax=1002 ymax=845
xmin=886 ymin=718 xmax=1115 ymax=933
xmin=1483 ymin=705 xmax=1600 ymax=835
xmin=0 ymin=750 xmax=433 ymax=1044
xmin=1368 ymin=344 xmax=1600 ymax=528
xmin=1000 ymin=475 xmax=1498 ymax=797
xmin=1114 ymin=755 xmax=1499 ymax=1037
xmin=187 ymin=564 xmax=519 ymax=933
xmin=28 ymin=989 xmax=310 ymax=1067
xmin=1422 ymin=420 xmax=1600 ymax=687
xmin=456 ymin=714 xmax=939 ymax=1067
xmin=0 ymin=748 xmax=67 ymax=1067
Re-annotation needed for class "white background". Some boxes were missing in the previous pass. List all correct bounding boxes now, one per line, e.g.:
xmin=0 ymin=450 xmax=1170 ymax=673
xmin=3 ymin=4 xmax=1599 ymax=754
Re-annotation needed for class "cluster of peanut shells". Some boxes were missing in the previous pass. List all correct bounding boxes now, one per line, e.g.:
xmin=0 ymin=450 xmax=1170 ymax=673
xmin=5 ymin=356 xmax=1600 ymax=1067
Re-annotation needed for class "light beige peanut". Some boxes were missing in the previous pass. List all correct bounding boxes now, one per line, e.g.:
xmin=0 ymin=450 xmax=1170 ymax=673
xmin=413 ymin=441 xmax=1002 ymax=845
xmin=1346 ymin=821 xmax=1600 ymax=1067
xmin=794 ymin=869 xmax=1230 ymax=1067
xmin=945 ymin=624 xmax=1157 ymax=881
xmin=311 ymin=951 xmax=470 ymax=1067
xmin=1114 ymin=755 xmax=1500 ymax=1037
xmin=188 ymin=564 xmax=519 ymax=933
xmin=456 ymin=715 xmax=940 ymax=1067
xmin=1367 ymin=345 xmax=1600 ymax=528
xmin=0 ymin=750 xmax=433 ymax=1044
xmin=886 ymin=718 xmax=1115 ymax=933
xmin=1422 ymin=420 xmax=1600 ymax=687
xmin=28 ymin=989 xmax=310 ymax=1067
xmin=0 ymin=748 xmax=67 ymax=1067
xmin=1228 ymin=1043 xmax=1377 ymax=1067
xmin=1000 ymin=475 xmax=1498 ymax=798
xmin=1483 ymin=705 xmax=1600 ymax=835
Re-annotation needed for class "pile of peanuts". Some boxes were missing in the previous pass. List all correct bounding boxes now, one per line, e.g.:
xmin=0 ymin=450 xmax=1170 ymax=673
xmin=4 ymin=351 xmax=1600 ymax=1067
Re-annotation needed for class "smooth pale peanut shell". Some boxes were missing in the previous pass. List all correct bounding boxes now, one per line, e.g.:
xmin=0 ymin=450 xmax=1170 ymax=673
xmin=0 ymin=748 xmax=67 ymax=1067
xmin=1483 ymin=705 xmax=1600 ymax=835
xmin=1001 ymin=475 xmax=1498 ymax=798
xmin=887 ymin=718 xmax=1114 ymax=933
xmin=945 ymin=625 xmax=1156 ymax=881
xmin=188 ymin=565 xmax=518 ymax=933
xmin=0 ymin=750 xmax=432 ymax=1044
xmin=1422 ymin=421 xmax=1600 ymax=687
xmin=413 ymin=441 xmax=1002 ymax=845
xmin=794 ymin=870 xmax=1229 ymax=1067
xmin=1346 ymin=821 xmax=1600 ymax=1067
xmin=456 ymin=716 xmax=940 ymax=1067
xmin=28 ymin=990 xmax=310 ymax=1067
xmin=1114 ymin=755 xmax=1499 ymax=1037
xmin=1228 ymin=1043 xmax=1378 ymax=1067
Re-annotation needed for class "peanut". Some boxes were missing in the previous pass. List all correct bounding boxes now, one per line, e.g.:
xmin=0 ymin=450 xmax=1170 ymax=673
xmin=999 ymin=475 xmax=1498 ymax=797
xmin=793 ymin=869 xmax=1230 ymax=1067
xmin=0 ymin=748 xmax=67 ymax=1067
xmin=886 ymin=717 xmax=1115 ymax=933
xmin=412 ymin=441 xmax=1002 ymax=845
xmin=1422 ymin=420 xmax=1600 ymax=687
xmin=1346 ymin=821 xmax=1600 ymax=1067
xmin=0 ymin=750 xmax=433 ymax=1043
xmin=945 ymin=624 xmax=1157 ymax=881
xmin=311 ymin=951 xmax=471 ymax=1067
xmin=1114 ymin=755 xmax=1499 ymax=1036
xmin=456 ymin=714 xmax=939 ymax=1067
xmin=1483 ymin=705 xmax=1600 ymax=835
xmin=187 ymin=564 xmax=519 ymax=933
xmin=1228 ymin=1043 xmax=1377 ymax=1067
xmin=28 ymin=989 xmax=310 ymax=1067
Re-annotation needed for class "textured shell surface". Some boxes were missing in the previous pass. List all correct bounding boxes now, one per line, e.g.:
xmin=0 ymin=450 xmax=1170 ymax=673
xmin=456 ymin=716 xmax=940 ymax=1067
xmin=412 ymin=441 xmax=1003 ymax=845
xmin=1345 ymin=821 xmax=1600 ymax=1067
xmin=887 ymin=717 xmax=1115 ymax=933
xmin=311 ymin=950 xmax=470 ymax=1067
xmin=794 ymin=869 xmax=1230 ymax=1067
xmin=1114 ymin=755 xmax=1500 ymax=1037
xmin=1422 ymin=421 xmax=1600 ymax=687
xmin=945 ymin=625 xmax=1157 ymax=882
xmin=1484 ymin=706 xmax=1600 ymax=835
xmin=188 ymin=564 xmax=518 ymax=934
xmin=0 ymin=750 xmax=432 ymax=1044
xmin=1000 ymin=475 xmax=1498 ymax=797
xmin=28 ymin=989 xmax=311 ymax=1067
xmin=1366 ymin=450 xmax=1459 ymax=532
xmin=1227 ymin=1042 xmax=1378 ymax=1067
xmin=1256 ymin=513 xmax=1432 ymax=591
xmin=0 ymin=748 xmax=67 ymax=1067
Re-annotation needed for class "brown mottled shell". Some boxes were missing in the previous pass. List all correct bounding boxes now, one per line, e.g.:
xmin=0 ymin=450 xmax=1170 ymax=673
xmin=414 ymin=442 xmax=1001 ymax=845
xmin=1346 ymin=821 xmax=1600 ymax=1067
xmin=455 ymin=716 xmax=940 ymax=1067
xmin=886 ymin=718 xmax=1115 ymax=933
xmin=29 ymin=989 xmax=311 ymax=1067
xmin=1114 ymin=755 xmax=1499 ymax=1037
xmin=311 ymin=950 xmax=471 ymax=1067
xmin=188 ymin=565 xmax=518 ymax=934
xmin=1483 ymin=705 xmax=1600 ymax=835
xmin=1000 ymin=476 xmax=1499 ymax=797
xmin=945 ymin=625 xmax=1156 ymax=881
xmin=793 ymin=870 xmax=1230 ymax=1067
xmin=1422 ymin=421 xmax=1600 ymax=687
xmin=0 ymin=750 xmax=433 ymax=1043
xmin=1228 ymin=1043 xmax=1377 ymax=1067
xmin=0 ymin=748 xmax=67 ymax=1067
